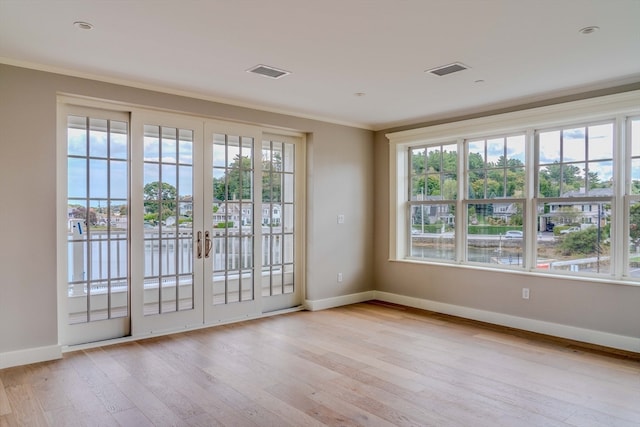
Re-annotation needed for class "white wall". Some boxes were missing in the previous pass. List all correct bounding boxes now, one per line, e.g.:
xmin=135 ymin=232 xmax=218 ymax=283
xmin=0 ymin=64 xmax=374 ymax=361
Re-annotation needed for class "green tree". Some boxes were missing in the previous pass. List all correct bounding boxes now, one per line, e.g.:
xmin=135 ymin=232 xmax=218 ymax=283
xmin=558 ymin=227 xmax=604 ymax=256
xmin=263 ymin=152 xmax=282 ymax=202
xmin=143 ymin=181 xmax=177 ymax=221
xmin=213 ymin=155 xmax=252 ymax=201
xmin=630 ymin=203 xmax=640 ymax=248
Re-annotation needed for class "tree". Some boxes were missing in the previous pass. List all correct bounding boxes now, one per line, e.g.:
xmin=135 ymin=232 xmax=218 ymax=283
xmin=630 ymin=203 xmax=640 ymax=249
xmin=263 ymin=151 xmax=282 ymax=202
xmin=70 ymin=205 xmax=97 ymax=225
xmin=558 ymin=227 xmax=604 ymax=256
xmin=213 ymin=155 xmax=252 ymax=201
xmin=143 ymin=181 xmax=177 ymax=221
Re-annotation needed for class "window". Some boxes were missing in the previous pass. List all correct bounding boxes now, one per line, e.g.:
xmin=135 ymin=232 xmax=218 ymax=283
xmin=388 ymin=90 xmax=640 ymax=283
xmin=408 ymin=143 xmax=457 ymax=261
xmin=628 ymin=117 xmax=640 ymax=278
xmin=466 ymin=134 xmax=525 ymax=267
xmin=535 ymin=122 xmax=614 ymax=275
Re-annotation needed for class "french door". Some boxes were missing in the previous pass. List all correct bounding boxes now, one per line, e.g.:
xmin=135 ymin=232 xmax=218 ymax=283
xmin=60 ymin=103 xmax=303 ymax=345
xmin=59 ymin=106 xmax=131 ymax=345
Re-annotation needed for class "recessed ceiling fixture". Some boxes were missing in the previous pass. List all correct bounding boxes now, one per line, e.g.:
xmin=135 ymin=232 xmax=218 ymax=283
xmin=247 ymin=64 xmax=291 ymax=79
xmin=579 ymin=26 xmax=600 ymax=35
xmin=73 ymin=21 xmax=94 ymax=30
xmin=425 ymin=62 xmax=469 ymax=77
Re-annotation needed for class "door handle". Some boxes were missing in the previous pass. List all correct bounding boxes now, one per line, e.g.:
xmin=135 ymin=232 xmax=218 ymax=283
xmin=205 ymin=230 xmax=212 ymax=258
xmin=197 ymin=231 xmax=203 ymax=259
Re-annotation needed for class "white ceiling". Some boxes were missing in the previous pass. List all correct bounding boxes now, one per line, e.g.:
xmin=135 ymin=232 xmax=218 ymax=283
xmin=1 ymin=0 xmax=639 ymax=130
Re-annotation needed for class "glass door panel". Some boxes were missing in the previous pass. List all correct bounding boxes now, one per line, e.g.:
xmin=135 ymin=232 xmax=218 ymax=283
xmin=204 ymin=123 xmax=261 ymax=322
xmin=132 ymin=113 xmax=203 ymax=334
xmin=261 ymin=135 xmax=302 ymax=312
xmin=62 ymin=108 xmax=130 ymax=345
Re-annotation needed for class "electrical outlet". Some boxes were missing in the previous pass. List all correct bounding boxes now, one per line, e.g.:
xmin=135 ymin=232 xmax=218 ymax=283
xmin=337 ymin=214 xmax=345 ymax=224
xmin=522 ymin=288 xmax=530 ymax=300
xmin=337 ymin=273 xmax=343 ymax=282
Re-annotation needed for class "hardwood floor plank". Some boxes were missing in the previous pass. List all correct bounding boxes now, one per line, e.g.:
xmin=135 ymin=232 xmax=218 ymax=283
xmin=2 ymin=302 xmax=639 ymax=426
xmin=4 ymin=384 xmax=48 ymax=427
xmin=0 ymin=378 xmax=10 ymax=416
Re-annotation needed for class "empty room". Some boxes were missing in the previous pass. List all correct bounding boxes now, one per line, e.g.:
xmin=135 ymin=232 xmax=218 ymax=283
xmin=1 ymin=1 xmax=639 ymax=425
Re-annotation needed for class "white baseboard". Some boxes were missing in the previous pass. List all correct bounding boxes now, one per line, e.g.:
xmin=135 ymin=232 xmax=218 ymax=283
xmin=305 ymin=291 xmax=375 ymax=311
xmin=373 ymin=291 xmax=640 ymax=354
xmin=0 ymin=345 xmax=62 ymax=370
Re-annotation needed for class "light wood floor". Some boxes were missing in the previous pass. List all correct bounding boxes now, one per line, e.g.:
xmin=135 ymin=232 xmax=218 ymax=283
xmin=1 ymin=301 xmax=639 ymax=426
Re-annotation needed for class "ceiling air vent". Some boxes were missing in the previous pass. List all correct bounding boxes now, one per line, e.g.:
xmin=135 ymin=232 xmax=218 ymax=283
xmin=247 ymin=64 xmax=291 ymax=79
xmin=426 ymin=62 xmax=469 ymax=77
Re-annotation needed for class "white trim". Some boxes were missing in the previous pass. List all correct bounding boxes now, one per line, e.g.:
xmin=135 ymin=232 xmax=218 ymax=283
xmin=0 ymin=345 xmax=62 ymax=370
xmin=304 ymin=291 xmax=375 ymax=311
xmin=373 ymin=291 xmax=640 ymax=353
xmin=386 ymin=90 xmax=640 ymax=144
xmin=63 ymin=306 xmax=305 ymax=354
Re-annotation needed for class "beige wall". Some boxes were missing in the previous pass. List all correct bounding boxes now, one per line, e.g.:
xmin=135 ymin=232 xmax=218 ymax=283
xmin=373 ymin=85 xmax=640 ymax=341
xmin=0 ymin=64 xmax=374 ymax=354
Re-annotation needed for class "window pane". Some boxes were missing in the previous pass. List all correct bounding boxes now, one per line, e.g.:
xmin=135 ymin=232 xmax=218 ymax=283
xmin=468 ymin=140 xmax=485 ymax=168
xmin=631 ymin=159 xmax=640 ymax=195
xmin=411 ymin=148 xmax=425 ymax=174
xmin=539 ymin=130 xmax=560 ymax=164
xmin=68 ymin=157 xmax=87 ymax=198
xmin=486 ymin=138 xmax=504 ymax=165
xmin=467 ymin=203 xmax=524 ymax=267
xmin=538 ymin=164 xmax=560 ymax=197
xmin=178 ymin=129 xmax=193 ymax=165
xmin=426 ymin=174 xmax=441 ymax=196
xmin=588 ymin=123 xmax=613 ymax=160
xmin=587 ymin=161 xmax=612 ymax=193
xmin=632 ymin=119 xmax=640 ymax=157
xmin=536 ymin=202 xmax=611 ymax=275
xmin=562 ymin=127 xmax=586 ymax=162
xmin=110 ymin=121 xmax=128 ymax=160
xmin=89 ymin=118 xmax=108 ymax=158
xmin=409 ymin=204 xmax=455 ymax=261
xmin=442 ymin=145 xmax=457 ymax=172
xmin=161 ymin=126 xmax=177 ymax=163
xmin=68 ymin=116 xmax=87 ymax=156
xmin=468 ymin=170 xmax=485 ymax=199
xmin=411 ymin=175 xmax=424 ymax=200
xmin=629 ymin=201 xmax=640 ymax=278
xmin=425 ymin=146 xmax=441 ymax=171
xmin=506 ymin=168 xmax=525 ymax=197
xmin=89 ymin=159 xmax=108 ymax=199
xmin=506 ymin=135 xmax=525 ymax=164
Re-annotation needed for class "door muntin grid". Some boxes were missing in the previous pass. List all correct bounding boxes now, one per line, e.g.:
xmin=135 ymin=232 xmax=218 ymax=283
xmin=262 ymin=139 xmax=295 ymax=296
xmin=212 ymin=133 xmax=255 ymax=305
xmin=67 ymin=115 xmax=129 ymax=324
xmin=143 ymin=125 xmax=194 ymax=315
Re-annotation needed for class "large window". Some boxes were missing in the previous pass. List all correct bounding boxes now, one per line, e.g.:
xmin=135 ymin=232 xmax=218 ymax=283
xmin=535 ymin=123 xmax=614 ymax=275
xmin=628 ymin=118 xmax=640 ymax=279
xmin=388 ymin=90 xmax=640 ymax=283
xmin=408 ymin=143 xmax=457 ymax=261
xmin=466 ymin=135 xmax=525 ymax=267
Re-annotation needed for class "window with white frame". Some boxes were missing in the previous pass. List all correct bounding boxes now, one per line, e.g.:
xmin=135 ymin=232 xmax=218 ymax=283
xmin=388 ymin=90 xmax=640 ymax=283
xmin=466 ymin=134 xmax=526 ymax=267
xmin=628 ymin=117 xmax=640 ymax=278
xmin=408 ymin=143 xmax=458 ymax=261
xmin=535 ymin=122 xmax=614 ymax=275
